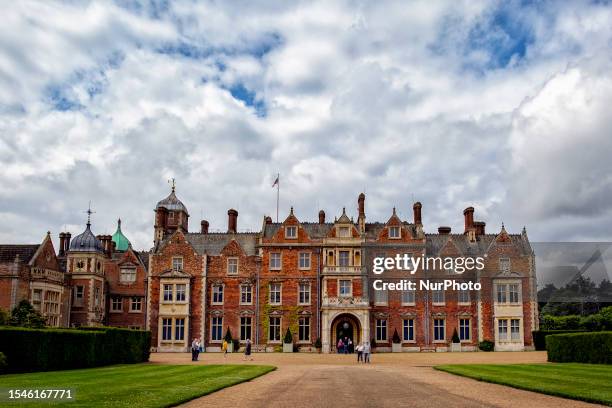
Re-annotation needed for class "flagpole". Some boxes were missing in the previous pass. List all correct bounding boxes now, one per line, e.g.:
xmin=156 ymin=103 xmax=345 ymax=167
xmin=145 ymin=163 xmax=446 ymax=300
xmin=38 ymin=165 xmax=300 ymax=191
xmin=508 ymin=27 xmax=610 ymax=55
xmin=276 ymin=173 xmax=280 ymax=223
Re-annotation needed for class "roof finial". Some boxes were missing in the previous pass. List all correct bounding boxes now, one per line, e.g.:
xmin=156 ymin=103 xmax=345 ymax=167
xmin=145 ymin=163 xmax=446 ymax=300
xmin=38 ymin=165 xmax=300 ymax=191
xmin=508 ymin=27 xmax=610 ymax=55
xmin=392 ymin=207 xmax=396 ymax=215
xmin=117 ymin=218 xmax=122 ymax=230
xmin=84 ymin=201 xmax=95 ymax=227
xmin=168 ymin=178 xmax=176 ymax=193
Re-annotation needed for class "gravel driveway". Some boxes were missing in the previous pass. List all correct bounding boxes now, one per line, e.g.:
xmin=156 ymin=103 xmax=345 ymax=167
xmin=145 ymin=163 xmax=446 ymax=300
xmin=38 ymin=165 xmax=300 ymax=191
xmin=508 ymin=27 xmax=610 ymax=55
xmin=149 ymin=352 xmax=603 ymax=408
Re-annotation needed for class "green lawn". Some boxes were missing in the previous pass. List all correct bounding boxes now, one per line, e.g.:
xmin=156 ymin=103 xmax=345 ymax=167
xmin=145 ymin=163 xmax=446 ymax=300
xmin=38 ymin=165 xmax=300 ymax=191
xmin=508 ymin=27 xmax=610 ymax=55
xmin=435 ymin=363 xmax=612 ymax=406
xmin=0 ymin=364 xmax=275 ymax=407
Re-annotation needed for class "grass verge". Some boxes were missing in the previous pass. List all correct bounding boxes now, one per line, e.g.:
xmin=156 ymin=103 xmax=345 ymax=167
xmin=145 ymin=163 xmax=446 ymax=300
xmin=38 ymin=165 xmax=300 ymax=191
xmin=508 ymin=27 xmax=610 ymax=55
xmin=0 ymin=364 xmax=275 ymax=407
xmin=435 ymin=363 xmax=612 ymax=406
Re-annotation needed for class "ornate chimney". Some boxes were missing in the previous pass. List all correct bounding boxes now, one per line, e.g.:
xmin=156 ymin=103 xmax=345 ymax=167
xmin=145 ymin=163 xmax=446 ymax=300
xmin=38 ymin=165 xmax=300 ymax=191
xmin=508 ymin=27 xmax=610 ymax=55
xmin=318 ymin=210 xmax=325 ymax=224
xmin=438 ymin=226 xmax=451 ymax=235
xmin=201 ymin=220 xmax=209 ymax=234
xmin=227 ymin=209 xmax=238 ymax=233
xmin=413 ymin=202 xmax=422 ymax=225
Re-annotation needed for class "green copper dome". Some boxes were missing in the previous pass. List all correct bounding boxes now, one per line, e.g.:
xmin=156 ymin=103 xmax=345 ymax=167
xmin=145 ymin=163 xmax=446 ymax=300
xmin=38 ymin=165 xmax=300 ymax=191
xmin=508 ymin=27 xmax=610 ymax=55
xmin=111 ymin=219 xmax=131 ymax=251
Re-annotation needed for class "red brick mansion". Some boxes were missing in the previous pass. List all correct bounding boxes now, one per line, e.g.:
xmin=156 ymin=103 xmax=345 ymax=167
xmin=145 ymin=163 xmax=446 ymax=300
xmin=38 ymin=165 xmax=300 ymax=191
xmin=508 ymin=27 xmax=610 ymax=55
xmin=147 ymin=188 xmax=538 ymax=352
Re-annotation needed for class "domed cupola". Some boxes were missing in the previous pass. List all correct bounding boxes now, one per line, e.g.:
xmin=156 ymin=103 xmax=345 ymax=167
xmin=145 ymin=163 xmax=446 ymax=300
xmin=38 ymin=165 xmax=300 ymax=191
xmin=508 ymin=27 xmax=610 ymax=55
xmin=154 ymin=180 xmax=190 ymax=246
xmin=70 ymin=216 xmax=104 ymax=253
xmin=111 ymin=218 xmax=131 ymax=251
xmin=156 ymin=184 xmax=189 ymax=215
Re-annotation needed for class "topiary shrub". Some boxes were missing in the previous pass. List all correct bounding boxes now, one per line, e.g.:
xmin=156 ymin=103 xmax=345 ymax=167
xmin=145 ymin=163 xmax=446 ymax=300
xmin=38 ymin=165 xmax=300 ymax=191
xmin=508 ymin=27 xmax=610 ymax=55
xmin=451 ymin=328 xmax=460 ymax=343
xmin=478 ymin=340 xmax=494 ymax=351
xmin=314 ymin=338 xmax=322 ymax=349
xmin=532 ymin=330 xmax=586 ymax=351
xmin=392 ymin=329 xmax=401 ymax=344
xmin=224 ymin=327 xmax=233 ymax=343
xmin=232 ymin=339 xmax=240 ymax=352
xmin=370 ymin=338 xmax=377 ymax=348
xmin=9 ymin=300 xmax=46 ymax=328
xmin=0 ymin=351 xmax=7 ymax=371
xmin=546 ymin=331 xmax=612 ymax=364
xmin=283 ymin=328 xmax=293 ymax=344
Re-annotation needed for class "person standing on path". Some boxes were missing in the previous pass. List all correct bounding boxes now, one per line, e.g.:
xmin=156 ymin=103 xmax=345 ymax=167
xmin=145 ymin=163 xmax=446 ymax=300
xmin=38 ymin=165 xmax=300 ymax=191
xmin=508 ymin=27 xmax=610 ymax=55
xmin=356 ymin=343 xmax=363 ymax=363
xmin=244 ymin=338 xmax=253 ymax=361
xmin=222 ymin=339 xmax=228 ymax=358
xmin=337 ymin=338 xmax=343 ymax=354
xmin=191 ymin=338 xmax=199 ymax=361
xmin=363 ymin=341 xmax=371 ymax=363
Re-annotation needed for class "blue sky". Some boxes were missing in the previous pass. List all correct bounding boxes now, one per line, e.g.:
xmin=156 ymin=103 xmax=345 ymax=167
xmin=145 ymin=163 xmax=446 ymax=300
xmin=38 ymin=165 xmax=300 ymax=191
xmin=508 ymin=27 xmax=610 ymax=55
xmin=1 ymin=0 xmax=612 ymax=249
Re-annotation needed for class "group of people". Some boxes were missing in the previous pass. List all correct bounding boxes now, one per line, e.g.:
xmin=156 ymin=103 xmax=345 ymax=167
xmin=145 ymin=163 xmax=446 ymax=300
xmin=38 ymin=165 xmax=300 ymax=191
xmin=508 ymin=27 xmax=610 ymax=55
xmin=337 ymin=337 xmax=371 ymax=363
xmin=193 ymin=338 xmax=253 ymax=361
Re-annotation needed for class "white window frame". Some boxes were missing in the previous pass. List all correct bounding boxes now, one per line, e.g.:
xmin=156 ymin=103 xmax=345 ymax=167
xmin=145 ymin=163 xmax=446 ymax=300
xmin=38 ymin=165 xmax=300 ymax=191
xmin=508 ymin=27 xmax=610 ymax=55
xmin=376 ymin=319 xmax=387 ymax=342
xmin=240 ymin=316 xmax=252 ymax=341
xmin=120 ymin=267 xmax=137 ymax=283
xmin=269 ymin=316 xmax=281 ymax=342
xmin=162 ymin=318 xmax=172 ymax=341
xmin=458 ymin=289 xmax=470 ymax=304
xmin=459 ymin=318 xmax=471 ymax=341
xmin=175 ymin=318 xmax=185 ymax=341
xmin=338 ymin=251 xmax=350 ymax=266
xmin=403 ymin=319 xmax=415 ymax=342
xmin=432 ymin=289 xmax=445 ymax=305
xmin=338 ymin=226 xmax=350 ymax=237
xmin=389 ymin=226 xmax=400 ymax=239
xmin=433 ymin=318 xmax=445 ymax=342
xmin=74 ymin=285 xmax=84 ymax=305
xmin=130 ymin=297 xmax=142 ymax=312
xmin=374 ymin=288 xmax=388 ymax=305
xmin=498 ymin=319 xmax=508 ymax=340
xmin=510 ymin=318 xmax=521 ymax=341
xmin=401 ymin=290 xmax=415 ymax=305
xmin=495 ymin=281 xmax=521 ymax=304
xmin=227 ymin=257 xmax=239 ymax=275
xmin=298 ymin=316 xmax=310 ymax=342
xmin=269 ymin=283 xmax=282 ymax=305
xmin=175 ymin=284 xmax=187 ymax=302
xmin=211 ymin=316 xmax=223 ymax=342
xmin=269 ymin=252 xmax=281 ymax=270
xmin=111 ymin=297 xmax=122 ymax=312
xmin=285 ymin=225 xmax=297 ymax=239
xmin=298 ymin=252 xmax=311 ymax=270
xmin=163 ymin=283 xmax=173 ymax=302
xmin=172 ymin=257 xmax=183 ymax=271
xmin=212 ymin=284 xmax=224 ymax=305
xmin=499 ymin=257 xmax=511 ymax=273
xmin=338 ymin=279 xmax=352 ymax=297
xmin=298 ymin=282 xmax=311 ymax=305
xmin=240 ymin=284 xmax=252 ymax=305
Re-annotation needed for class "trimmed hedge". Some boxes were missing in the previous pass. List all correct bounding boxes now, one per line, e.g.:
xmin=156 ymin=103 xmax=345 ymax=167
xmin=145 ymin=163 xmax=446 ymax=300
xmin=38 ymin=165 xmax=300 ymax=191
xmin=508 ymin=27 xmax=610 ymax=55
xmin=0 ymin=326 xmax=151 ymax=373
xmin=532 ymin=330 xmax=586 ymax=351
xmin=546 ymin=331 xmax=612 ymax=364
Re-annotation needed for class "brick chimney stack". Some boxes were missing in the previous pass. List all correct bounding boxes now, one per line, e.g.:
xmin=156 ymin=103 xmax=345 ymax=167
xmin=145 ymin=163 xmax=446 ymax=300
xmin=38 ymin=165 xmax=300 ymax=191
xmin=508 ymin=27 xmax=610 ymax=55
xmin=59 ymin=233 xmax=66 ymax=257
xmin=318 ymin=210 xmax=325 ymax=224
xmin=438 ymin=226 xmax=451 ymax=234
xmin=201 ymin=220 xmax=209 ymax=234
xmin=413 ymin=202 xmax=422 ymax=225
xmin=474 ymin=221 xmax=486 ymax=236
xmin=358 ymin=193 xmax=365 ymax=217
xmin=265 ymin=216 xmax=272 ymax=225
xmin=227 ymin=209 xmax=238 ymax=233
xmin=463 ymin=207 xmax=475 ymax=233
xmin=64 ymin=232 xmax=71 ymax=254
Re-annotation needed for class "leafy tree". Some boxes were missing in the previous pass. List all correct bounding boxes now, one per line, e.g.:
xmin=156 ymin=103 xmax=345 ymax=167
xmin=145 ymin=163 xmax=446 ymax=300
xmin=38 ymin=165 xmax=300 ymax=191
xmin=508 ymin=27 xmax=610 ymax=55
xmin=10 ymin=300 xmax=45 ymax=328
xmin=0 ymin=308 xmax=10 ymax=325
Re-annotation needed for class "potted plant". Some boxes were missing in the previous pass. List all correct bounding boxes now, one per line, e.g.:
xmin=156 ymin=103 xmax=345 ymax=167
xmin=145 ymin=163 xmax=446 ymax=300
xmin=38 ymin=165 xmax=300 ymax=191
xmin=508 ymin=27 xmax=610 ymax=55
xmin=450 ymin=328 xmax=461 ymax=352
xmin=392 ymin=329 xmax=402 ymax=352
xmin=314 ymin=337 xmax=322 ymax=353
xmin=283 ymin=328 xmax=293 ymax=352
xmin=224 ymin=327 xmax=234 ymax=353
xmin=370 ymin=337 xmax=377 ymax=353
xmin=478 ymin=340 xmax=494 ymax=352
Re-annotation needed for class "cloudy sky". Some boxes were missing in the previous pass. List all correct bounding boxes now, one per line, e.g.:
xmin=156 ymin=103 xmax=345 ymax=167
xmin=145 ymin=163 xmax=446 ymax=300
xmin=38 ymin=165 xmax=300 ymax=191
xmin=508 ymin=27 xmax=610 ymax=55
xmin=1 ymin=0 xmax=611 ymax=251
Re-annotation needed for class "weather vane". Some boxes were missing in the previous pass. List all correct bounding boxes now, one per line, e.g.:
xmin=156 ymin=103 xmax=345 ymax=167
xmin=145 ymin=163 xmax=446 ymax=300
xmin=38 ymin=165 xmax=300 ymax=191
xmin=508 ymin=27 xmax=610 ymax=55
xmin=84 ymin=201 xmax=96 ymax=225
xmin=168 ymin=178 xmax=176 ymax=193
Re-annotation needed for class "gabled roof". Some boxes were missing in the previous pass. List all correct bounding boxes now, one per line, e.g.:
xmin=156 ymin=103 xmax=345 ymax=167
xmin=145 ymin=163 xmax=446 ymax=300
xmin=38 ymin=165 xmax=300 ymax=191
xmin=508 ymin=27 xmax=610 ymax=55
xmin=425 ymin=233 xmax=532 ymax=256
xmin=262 ymin=222 xmax=334 ymax=239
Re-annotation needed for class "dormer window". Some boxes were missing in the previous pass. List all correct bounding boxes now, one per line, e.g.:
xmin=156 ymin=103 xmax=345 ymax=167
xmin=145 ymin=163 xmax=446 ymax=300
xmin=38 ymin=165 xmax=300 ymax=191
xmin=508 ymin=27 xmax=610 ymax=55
xmin=285 ymin=226 xmax=297 ymax=239
xmin=338 ymin=226 xmax=350 ymax=237
xmin=120 ymin=267 xmax=136 ymax=283
xmin=389 ymin=226 xmax=400 ymax=239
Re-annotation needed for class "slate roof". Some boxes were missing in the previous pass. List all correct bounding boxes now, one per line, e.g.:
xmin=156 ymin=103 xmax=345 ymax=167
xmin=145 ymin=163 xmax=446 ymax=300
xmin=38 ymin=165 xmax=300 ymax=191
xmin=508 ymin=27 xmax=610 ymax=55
xmin=70 ymin=224 xmax=105 ymax=253
xmin=184 ymin=233 xmax=259 ymax=256
xmin=425 ymin=233 xmax=532 ymax=256
xmin=0 ymin=244 xmax=39 ymax=263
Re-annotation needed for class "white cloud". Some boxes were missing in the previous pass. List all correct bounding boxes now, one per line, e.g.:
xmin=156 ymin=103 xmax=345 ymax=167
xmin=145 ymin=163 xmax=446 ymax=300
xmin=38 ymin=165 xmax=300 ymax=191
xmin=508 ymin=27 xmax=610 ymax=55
xmin=1 ymin=0 xmax=612 ymax=249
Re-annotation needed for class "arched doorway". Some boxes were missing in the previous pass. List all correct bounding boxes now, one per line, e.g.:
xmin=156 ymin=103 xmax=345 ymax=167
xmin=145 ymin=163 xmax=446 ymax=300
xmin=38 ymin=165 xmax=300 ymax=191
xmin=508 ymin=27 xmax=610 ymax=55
xmin=331 ymin=313 xmax=361 ymax=353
